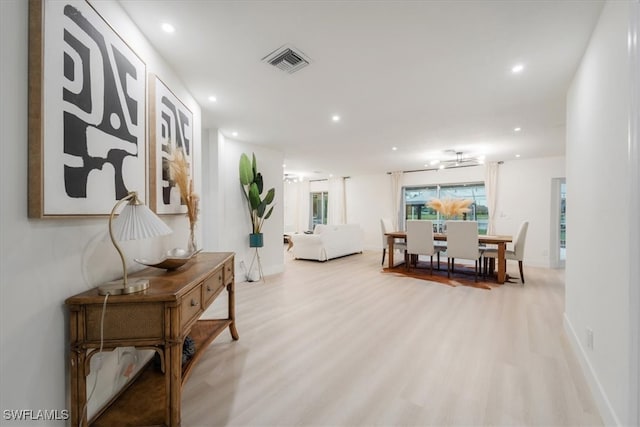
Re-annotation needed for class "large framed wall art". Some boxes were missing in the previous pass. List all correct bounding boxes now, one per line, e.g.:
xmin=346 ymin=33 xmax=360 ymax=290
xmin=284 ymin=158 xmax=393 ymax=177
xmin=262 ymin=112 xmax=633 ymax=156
xmin=149 ymin=74 xmax=194 ymax=214
xmin=28 ymin=0 xmax=146 ymax=217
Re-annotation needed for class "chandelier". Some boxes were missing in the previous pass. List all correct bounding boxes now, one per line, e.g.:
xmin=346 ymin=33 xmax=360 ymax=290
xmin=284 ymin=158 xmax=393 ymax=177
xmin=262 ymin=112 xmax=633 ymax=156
xmin=426 ymin=150 xmax=485 ymax=170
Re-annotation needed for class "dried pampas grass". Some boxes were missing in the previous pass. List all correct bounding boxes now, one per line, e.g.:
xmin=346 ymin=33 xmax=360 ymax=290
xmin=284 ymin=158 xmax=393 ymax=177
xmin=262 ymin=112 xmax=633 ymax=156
xmin=427 ymin=198 xmax=472 ymax=218
xmin=169 ymin=148 xmax=199 ymax=227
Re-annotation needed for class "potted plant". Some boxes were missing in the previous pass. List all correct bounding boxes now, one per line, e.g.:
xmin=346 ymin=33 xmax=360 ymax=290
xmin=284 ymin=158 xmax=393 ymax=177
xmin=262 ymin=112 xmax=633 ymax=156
xmin=239 ymin=152 xmax=275 ymax=247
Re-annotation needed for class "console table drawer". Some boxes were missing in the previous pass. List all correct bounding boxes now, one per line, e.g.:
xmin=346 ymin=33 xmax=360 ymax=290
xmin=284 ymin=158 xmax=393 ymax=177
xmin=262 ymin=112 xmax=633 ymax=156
xmin=181 ymin=285 xmax=203 ymax=329
xmin=85 ymin=303 xmax=164 ymax=342
xmin=224 ymin=260 xmax=234 ymax=284
xmin=203 ymin=268 xmax=224 ymax=306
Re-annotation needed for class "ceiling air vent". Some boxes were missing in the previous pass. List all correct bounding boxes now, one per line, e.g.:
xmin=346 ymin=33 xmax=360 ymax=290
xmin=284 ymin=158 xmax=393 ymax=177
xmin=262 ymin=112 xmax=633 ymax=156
xmin=262 ymin=44 xmax=311 ymax=74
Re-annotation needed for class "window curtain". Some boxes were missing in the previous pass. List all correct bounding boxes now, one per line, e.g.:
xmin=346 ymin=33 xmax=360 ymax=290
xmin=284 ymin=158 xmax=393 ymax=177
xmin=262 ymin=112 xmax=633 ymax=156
xmin=327 ymin=177 xmax=346 ymax=224
xmin=485 ymin=162 xmax=500 ymax=235
xmin=296 ymin=179 xmax=310 ymax=232
xmin=390 ymin=171 xmax=404 ymax=230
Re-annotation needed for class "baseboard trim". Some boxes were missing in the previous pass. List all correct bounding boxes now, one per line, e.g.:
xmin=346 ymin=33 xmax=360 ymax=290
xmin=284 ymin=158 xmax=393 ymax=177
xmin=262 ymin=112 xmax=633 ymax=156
xmin=563 ymin=314 xmax=620 ymax=426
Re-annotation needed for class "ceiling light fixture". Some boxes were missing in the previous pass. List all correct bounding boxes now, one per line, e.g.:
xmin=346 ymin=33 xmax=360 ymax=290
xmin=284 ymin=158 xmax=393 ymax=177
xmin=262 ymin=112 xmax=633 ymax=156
xmin=511 ymin=63 xmax=524 ymax=73
xmin=232 ymin=131 xmax=238 ymax=137
xmin=332 ymin=115 xmax=341 ymax=122
xmin=208 ymin=95 xmax=217 ymax=102
xmin=426 ymin=150 xmax=486 ymax=171
xmin=284 ymin=173 xmax=303 ymax=183
xmin=514 ymin=127 xmax=521 ymax=132
xmin=392 ymin=147 xmax=398 ymax=151
xmin=161 ymin=23 xmax=175 ymax=33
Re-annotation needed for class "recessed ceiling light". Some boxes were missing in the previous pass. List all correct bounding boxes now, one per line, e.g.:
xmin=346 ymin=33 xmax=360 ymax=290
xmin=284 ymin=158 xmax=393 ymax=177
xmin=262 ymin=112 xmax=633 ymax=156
xmin=232 ymin=131 xmax=238 ymax=137
xmin=392 ymin=147 xmax=398 ymax=151
xmin=208 ymin=95 xmax=217 ymax=102
xmin=331 ymin=115 xmax=341 ymax=122
xmin=161 ymin=23 xmax=175 ymax=33
xmin=515 ymin=154 xmax=521 ymax=158
xmin=511 ymin=63 xmax=524 ymax=74
xmin=514 ymin=127 xmax=522 ymax=132
xmin=282 ymin=164 xmax=286 ymax=168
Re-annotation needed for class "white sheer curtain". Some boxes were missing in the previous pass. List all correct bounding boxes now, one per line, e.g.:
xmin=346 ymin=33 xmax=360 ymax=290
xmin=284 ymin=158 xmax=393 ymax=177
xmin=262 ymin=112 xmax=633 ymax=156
xmin=328 ymin=177 xmax=346 ymax=224
xmin=296 ymin=179 xmax=310 ymax=232
xmin=485 ymin=162 xmax=500 ymax=235
xmin=390 ymin=171 xmax=404 ymax=230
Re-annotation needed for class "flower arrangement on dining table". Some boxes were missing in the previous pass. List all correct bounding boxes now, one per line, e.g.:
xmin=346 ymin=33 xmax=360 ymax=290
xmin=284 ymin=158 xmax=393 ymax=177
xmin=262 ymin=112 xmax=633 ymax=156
xmin=169 ymin=148 xmax=200 ymax=252
xmin=426 ymin=198 xmax=472 ymax=219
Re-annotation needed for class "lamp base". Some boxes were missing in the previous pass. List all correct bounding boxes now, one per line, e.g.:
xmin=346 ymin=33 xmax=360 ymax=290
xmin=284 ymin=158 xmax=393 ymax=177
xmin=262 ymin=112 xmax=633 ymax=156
xmin=98 ymin=278 xmax=150 ymax=296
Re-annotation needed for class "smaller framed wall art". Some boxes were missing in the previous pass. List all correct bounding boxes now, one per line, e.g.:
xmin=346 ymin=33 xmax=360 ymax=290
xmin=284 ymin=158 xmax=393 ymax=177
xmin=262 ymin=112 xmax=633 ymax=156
xmin=149 ymin=74 xmax=194 ymax=215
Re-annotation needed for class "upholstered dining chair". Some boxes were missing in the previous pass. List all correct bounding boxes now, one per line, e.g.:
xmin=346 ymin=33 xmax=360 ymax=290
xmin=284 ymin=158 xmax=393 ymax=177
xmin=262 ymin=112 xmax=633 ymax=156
xmin=380 ymin=218 xmax=407 ymax=266
xmin=483 ymin=221 xmax=529 ymax=284
xmin=445 ymin=220 xmax=483 ymax=282
xmin=405 ymin=220 xmax=444 ymax=274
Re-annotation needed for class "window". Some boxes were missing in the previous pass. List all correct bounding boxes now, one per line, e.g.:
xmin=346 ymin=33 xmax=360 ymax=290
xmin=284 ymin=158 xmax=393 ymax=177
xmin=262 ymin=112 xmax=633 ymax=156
xmin=310 ymin=191 xmax=328 ymax=229
xmin=403 ymin=183 xmax=488 ymax=234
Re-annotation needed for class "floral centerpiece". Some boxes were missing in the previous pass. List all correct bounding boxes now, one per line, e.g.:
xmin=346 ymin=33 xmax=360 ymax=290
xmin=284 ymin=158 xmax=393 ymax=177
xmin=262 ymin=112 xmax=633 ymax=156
xmin=169 ymin=148 xmax=199 ymax=252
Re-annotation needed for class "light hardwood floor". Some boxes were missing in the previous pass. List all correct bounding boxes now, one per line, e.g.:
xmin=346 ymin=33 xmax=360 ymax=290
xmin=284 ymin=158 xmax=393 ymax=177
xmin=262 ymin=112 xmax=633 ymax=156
xmin=182 ymin=248 xmax=602 ymax=427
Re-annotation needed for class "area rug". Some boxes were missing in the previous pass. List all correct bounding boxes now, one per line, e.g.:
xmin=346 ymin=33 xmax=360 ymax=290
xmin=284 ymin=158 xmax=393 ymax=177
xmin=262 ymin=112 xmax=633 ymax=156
xmin=382 ymin=260 xmax=499 ymax=290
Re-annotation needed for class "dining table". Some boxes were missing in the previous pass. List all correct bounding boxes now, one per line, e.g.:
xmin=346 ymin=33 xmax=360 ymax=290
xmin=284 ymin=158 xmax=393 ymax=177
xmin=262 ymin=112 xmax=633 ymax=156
xmin=385 ymin=231 xmax=513 ymax=284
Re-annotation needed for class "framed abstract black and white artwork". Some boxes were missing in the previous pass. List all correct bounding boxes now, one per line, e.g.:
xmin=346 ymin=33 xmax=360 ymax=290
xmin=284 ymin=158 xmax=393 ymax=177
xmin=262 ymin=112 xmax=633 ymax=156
xmin=149 ymin=75 xmax=194 ymax=215
xmin=28 ymin=0 xmax=146 ymax=217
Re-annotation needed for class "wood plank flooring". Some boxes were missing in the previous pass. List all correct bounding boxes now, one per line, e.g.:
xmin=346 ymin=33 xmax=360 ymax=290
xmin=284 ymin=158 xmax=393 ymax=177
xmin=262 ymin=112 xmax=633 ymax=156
xmin=182 ymin=249 xmax=602 ymax=426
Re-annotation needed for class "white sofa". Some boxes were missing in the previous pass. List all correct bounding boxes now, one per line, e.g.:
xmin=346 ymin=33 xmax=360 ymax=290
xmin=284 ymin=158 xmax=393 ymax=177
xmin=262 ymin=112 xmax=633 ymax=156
xmin=290 ymin=224 xmax=364 ymax=261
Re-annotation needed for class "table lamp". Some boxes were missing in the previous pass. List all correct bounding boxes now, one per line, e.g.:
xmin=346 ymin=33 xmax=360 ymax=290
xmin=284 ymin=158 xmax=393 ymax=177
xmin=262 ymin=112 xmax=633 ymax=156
xmin=98 ymin=191 xmax=172 ymax=295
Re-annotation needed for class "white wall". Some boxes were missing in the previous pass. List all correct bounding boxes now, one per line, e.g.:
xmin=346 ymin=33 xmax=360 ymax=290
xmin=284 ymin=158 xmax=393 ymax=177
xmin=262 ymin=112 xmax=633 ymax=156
xmin=494 ymin=157 xmax=566 ymax=267
xmin=565 ymin=1 xmax=636 ymax=425
xmin=346 ymin=174 xmax=395 ymax=250
xmin=201 ymin=132 xmax=285 ymax=280
xmin=0 ymin=0 xmax=202 ymax=422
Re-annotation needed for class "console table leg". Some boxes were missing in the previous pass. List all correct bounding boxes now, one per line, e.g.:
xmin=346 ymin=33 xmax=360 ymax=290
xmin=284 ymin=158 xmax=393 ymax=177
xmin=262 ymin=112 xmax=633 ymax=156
xmin=168 ymin=342 xmax=181 ymax=426
xmin=227 ymin=282 xmax=239 ymax=340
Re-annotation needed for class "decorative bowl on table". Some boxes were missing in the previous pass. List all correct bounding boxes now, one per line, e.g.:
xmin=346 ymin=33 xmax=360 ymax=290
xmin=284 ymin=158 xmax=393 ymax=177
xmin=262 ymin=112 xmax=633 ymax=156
xmin=135 ymin=248 xmax=201 ymax=271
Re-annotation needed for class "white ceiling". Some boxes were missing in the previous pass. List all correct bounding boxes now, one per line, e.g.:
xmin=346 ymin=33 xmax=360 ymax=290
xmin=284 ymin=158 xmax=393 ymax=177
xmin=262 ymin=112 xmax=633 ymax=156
xmin=118 ymin=0 xmax=604 ymax=179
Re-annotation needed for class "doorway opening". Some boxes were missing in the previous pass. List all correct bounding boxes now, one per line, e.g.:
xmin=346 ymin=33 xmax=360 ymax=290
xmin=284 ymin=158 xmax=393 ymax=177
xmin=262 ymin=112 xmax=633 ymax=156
xmin=550 ymin=178 xmax=566 ymax=268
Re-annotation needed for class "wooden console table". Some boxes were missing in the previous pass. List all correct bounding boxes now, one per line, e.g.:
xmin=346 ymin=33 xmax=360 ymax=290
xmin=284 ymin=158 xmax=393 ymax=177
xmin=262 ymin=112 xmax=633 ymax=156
xmin=65 ymin=252 xmax=238 ymax=426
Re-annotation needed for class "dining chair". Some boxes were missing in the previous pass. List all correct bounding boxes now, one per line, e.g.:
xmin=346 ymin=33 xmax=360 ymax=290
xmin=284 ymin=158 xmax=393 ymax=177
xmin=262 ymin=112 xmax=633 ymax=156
xmin=380 ymin=218 xmax=407 ymax=266
xmin=483 ymin=221 xmax=529 ymax=284
xmin=405 ymin=220 xmax=443 ymax=274
xmin=445 ymin=220 xmax=482 ymax=281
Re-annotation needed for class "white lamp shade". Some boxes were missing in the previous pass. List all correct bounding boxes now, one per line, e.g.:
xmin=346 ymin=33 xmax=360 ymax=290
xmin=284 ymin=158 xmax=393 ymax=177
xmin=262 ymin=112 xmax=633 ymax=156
xmin=111 ymin=203 xmax=172 ymax=242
